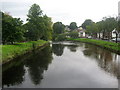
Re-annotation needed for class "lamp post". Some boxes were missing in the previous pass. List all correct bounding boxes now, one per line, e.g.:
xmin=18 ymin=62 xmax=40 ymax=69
xmin=115 ymin=28 xmax=118 ymax=43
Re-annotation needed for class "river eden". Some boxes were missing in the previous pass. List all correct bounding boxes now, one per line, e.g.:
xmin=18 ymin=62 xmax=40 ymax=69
xmin=2 ymin=41 xmax=120 ymax=88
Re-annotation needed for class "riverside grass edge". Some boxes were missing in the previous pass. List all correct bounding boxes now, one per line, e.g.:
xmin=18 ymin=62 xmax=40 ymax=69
xmin=2 ymin=40 xmax=49 ymax=64
xmin=67 ymin=38 xmax=120 ymax=54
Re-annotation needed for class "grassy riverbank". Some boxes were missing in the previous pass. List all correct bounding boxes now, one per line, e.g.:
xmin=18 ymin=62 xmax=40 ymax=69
xmin=68 ymin=38 xmax=120 ymax=54
xmin=2 ymin=40 xmax=48 ymax=63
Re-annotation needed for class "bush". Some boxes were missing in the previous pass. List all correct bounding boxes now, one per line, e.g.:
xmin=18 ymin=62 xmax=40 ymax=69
xmin=52 ymin=34 xmax=67 ymax=41
xmin=68 ymin=31 xmax=79 ymax=38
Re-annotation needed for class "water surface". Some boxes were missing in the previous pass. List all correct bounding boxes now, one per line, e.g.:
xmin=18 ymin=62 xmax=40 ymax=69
xmin=2 ymin=41 xmax=119 ymax=88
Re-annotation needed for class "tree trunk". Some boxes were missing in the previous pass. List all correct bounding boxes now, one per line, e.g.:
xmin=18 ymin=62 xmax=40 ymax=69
xmin=99 ymin=33 xmax=100 ymax=39
xmin=116 ymin=33 xmax=118 ymax=43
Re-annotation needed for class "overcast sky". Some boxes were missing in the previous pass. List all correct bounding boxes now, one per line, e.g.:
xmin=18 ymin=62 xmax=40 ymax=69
xmin=0 ymin=0 xmax=120 ymax=26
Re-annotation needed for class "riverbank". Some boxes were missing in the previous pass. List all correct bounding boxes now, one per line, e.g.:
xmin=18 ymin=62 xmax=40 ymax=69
xmin=2 ymin=40 xmax=49 ymax=64
xmin=68 ymin=38 xmax=120 ymax=54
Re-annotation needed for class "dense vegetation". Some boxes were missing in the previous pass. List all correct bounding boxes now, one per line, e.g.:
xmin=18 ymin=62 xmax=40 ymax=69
xmin=2 ymin=4 xmax=52 ymax=45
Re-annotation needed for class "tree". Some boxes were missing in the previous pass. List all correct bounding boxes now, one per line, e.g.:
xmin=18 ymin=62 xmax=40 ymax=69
xmin=2 ymin=12 xmax=24 ymax=44
xmin=53 ymin=22 xmax=65 ymax=34
xmin=96 ymin=21 xmax=104 ymax=39
xmin=41 ymin=15 xmax=53 ymax=40
xmin=68 ymin=31 xmax=79 ymax=38
xmin=26 ymin=4 xmax=43 ymax=41
xmin=86 ymin=23 xmax=98 ymax=38
xmin=101 ymin=17 xmax=117 ymax=40
xmin=81 ymin=19 xmax=94 ymax=29
xmin=25 ymin=4 xmax=52 ymax=41
xmin=69 ymin=22 xmax=77 ymax=30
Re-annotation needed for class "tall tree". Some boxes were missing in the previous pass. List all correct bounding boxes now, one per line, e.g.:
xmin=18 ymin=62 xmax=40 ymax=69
xmin=26 ymin=4 xmax=52 ymax=41
xmin=26 ymin=4 xmax=43 ymax=41
xmin=69 ymin=22 xmax=77 ymax=30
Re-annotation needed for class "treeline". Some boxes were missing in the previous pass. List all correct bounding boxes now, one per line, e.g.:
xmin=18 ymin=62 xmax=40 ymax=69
xmin=52 ymin=22 xmax=79 ymax=41
xmin=52 ymin=16 xmax=120 ymax=41
xmin=81 ymin=17 xmax=120 ymax=40
xmin=2 ymin=4 xmax=52 ymax=44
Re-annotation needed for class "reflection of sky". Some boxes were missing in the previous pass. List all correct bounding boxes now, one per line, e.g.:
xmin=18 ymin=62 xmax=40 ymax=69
xmin=39 ymin=47 xmax=117 ymax=88
xmin=0 ymin=0 xmax=119 ymax=25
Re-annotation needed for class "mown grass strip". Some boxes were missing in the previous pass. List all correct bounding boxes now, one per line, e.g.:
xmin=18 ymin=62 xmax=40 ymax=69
xmin=2 ymin=40 xmax=48 ymax=63
xmin=68 ymin=38 xmax=120 ymax=54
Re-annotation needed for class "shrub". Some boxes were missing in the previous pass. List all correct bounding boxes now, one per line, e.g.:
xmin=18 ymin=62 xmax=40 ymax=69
xmin=68 ymin=31 xmax=79 ymax=38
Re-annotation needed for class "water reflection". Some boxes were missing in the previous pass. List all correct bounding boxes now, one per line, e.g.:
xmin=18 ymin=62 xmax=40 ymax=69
xmin=52 ymin=44 xmax=64 ymax=56
xmin=67 ymin=45 xmax=78 ymax=52
xmin=2 ymin=42 xmax=119 ymax=88
xmin=2 ymin=45 xmax=53 ymax=87
xmin=25 ymin=46 xmax=53 ymax=85
xmin=2 ymin=62 xmax=25 ymax=87
xmin=82 ymin=44 xmax=119 ymax=77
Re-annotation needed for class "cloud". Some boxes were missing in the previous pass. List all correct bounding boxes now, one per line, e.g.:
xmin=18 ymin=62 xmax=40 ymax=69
xmin=1 ymin=0 xmax=119 ymax=26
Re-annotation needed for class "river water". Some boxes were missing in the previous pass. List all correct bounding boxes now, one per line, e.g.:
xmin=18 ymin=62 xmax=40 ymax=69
xmin=2 ymin=41 xmax=120 ymax=88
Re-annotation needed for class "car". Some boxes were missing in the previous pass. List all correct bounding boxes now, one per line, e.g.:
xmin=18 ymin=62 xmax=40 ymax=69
xmin=111 ymin=38 xmax=120 ymax=42
xmin=87 ymin=36 xmax=92 ymax=39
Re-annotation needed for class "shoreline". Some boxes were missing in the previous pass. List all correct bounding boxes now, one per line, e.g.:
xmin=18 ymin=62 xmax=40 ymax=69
xmin=2 ymin=40 xmax=49 ymax=64
xmin=67 ymin=38 xmax=120 ymax=55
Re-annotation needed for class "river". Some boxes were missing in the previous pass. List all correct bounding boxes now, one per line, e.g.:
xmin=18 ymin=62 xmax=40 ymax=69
xmin=2 ymin=41 xmax=120 ymax=88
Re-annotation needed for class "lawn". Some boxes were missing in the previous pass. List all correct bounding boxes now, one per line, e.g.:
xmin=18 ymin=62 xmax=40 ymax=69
xmin=2 ymin=40 xmax=48 ymax=63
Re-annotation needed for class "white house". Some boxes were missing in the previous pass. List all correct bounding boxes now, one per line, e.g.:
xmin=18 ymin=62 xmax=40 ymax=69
xmin=112 ymin=29 xmax=120 ymax=38
xmin=112 ymin=29 xmax=117 ymax=38
xmin=77 ymin=27 xmax=87 ymax=38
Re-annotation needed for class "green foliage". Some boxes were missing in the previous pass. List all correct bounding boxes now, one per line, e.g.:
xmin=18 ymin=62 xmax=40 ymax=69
xmin=81 ymin=19 xmax=94 ymax=29
xmin=53 ymin=22 xmax=65 ymax=34
xmin=56 ymin=34 xmax=67 ymax=41
xmin=69 ymin=22 xmax=77 ymax=30
xmin=52 ymin=34 xmax=66 ymax=41
xmin=68 ymin=31 xmax=79 ymax=38
xmin=82 ymin=17 xmax=117 ymax=39
xmin=102 ymin=17 xmax=117 ymax=32
xmin=2 ymin=12 xmax=24 ymax=44
xmin=52 ymin=22 xmax=65 ymax=41
xmin=25 ymin=4 xmax=52 ymax=41
xmin=86 ymin=23 xmax=98 ymax=37
xmin=2 ymin=40 xmax=48 ymax=62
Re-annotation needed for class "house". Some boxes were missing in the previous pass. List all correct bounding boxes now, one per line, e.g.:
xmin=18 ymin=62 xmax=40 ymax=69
xmin=97 ymin=33 xmax=103 ymax=39
xmin=77 ymin=27 xmax=87 ymax=38
xmin=112 ymin=29 xmax=120 ymax=38
xmin=112 ymin=29 xmax=117 ymax=38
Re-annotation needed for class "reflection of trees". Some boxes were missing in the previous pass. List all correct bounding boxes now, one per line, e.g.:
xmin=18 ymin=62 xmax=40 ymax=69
xmin=67 ymin=45 xmax=78 ymax=52
xmin=2 ymin=62 xmax=25 ymax=87
xmin=2 ymin=45 xmax=53 ymax=87
xmin=83 ymin=44 xmax=119 ymax=77
xmin=52 ymin=44 xmax=64 ymax=56
xmin=25 ymin=46 xmax=53 ymax=85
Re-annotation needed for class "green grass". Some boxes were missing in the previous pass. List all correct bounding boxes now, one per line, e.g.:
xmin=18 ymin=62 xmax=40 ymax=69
xmin=2 ymin=40 xmax=48 ymax=63
xmin=68 ymin=38 xmax=120 ymax=53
